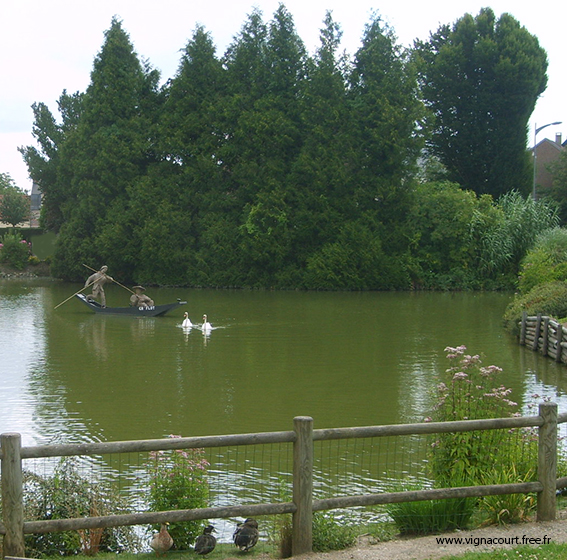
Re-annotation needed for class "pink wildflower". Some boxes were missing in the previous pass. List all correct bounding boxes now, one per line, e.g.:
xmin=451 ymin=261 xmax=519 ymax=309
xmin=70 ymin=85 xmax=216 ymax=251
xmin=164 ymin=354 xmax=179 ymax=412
xmin=444 ymin=345 xmax=467 ymax=359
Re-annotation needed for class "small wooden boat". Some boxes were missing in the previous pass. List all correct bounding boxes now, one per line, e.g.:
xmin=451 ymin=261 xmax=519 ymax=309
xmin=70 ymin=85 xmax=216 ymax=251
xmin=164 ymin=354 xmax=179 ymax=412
xmin=75 ymin=293 xmax=186 ymax=317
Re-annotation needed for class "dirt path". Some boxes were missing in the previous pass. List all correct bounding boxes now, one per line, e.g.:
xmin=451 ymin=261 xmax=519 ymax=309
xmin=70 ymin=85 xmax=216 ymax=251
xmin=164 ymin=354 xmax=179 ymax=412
xmin=294 ymin=514 xmax=567 ymax=560
xmin=223 ymin=512 xmax=567 ymax=560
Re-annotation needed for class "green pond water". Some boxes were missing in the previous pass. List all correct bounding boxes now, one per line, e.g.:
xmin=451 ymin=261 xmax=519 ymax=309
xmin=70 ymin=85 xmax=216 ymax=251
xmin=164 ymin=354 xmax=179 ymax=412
xmin=3 ymin=279 xmax=567 ymax=544
xmin=2 ymin=279 xmax=567 ymax=445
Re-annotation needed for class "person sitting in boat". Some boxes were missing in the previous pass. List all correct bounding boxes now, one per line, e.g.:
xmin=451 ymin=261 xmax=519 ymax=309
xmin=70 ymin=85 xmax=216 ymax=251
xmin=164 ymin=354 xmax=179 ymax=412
xmin=130 ymin=286 xmax=154 ymax=308
xmin=85 ymin=265 xmax=113 ymax=308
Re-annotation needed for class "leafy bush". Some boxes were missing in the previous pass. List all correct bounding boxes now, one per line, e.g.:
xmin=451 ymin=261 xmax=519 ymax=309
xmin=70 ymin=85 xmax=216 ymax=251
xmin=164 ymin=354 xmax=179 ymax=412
xmin=0 ymin=186 xmax=30 ymax=227
xmin=471 ymin=191 xmax=559 ymax=280
xmin=406 ymin=186 xmax=558 ymax=290
xmin=0 ymin=232 xmax=31 ymax=270
xmin=147 ymin=437 xmax=209 ymax=550
xmin=518 ymin=227 xmax=567 ymax=293
xmin=503 ymin=281 xmax=567 ymax=335
xmin=408 ymin=181 xmax=478 ymax=279
xmin=22 ymin=459 xmax=139 ymax=556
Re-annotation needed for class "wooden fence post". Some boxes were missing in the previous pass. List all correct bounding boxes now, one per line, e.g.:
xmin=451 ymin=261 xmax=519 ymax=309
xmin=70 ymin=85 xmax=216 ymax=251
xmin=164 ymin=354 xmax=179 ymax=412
xmin=520 ymin=311 xmax=527 ymax=346
xmin=533 ymin=314 xmax=542 ymax=351
xmin=537 ymin=402 xmax=557 ymax=522
xmin=292 ymin=417 xmax=313 ymax=556
xmin=542 ymin=317 xmax=550 ymax=357
xmin=1 ymin=433 xmax=26 ymax=557
xmin=556 ymin=325 xmax=564 ymax=363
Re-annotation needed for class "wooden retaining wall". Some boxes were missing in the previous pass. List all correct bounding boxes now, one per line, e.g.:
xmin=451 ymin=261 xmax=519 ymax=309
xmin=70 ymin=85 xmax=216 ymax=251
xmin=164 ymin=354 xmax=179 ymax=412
xmin=520 ymin=312 xmax=567 ymax=363
xmin=1 ymin=406 xmax=565 ymax=558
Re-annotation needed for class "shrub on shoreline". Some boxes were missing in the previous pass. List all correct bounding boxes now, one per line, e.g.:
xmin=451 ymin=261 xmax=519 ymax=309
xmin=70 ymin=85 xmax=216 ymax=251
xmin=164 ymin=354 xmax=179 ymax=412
xmin=503 ymin=281 xmax=567 ymax=335
xmin=0 ymin=232 xmax=32 ymax=270
xmin=21 ymin=459 xmax=139 ymax=556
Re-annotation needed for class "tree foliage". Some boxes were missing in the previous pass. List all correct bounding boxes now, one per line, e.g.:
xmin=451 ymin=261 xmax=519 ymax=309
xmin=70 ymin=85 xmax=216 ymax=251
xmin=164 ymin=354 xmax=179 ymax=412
xmin=0 ymin=186 xmax=29 ymax=227
xmin=414 ymin=8 xmax=547 ymax=197
xmin=0 ymin=172 xmax=17 ymax=191
xmin=20 ymin=6 xmax=550 ymax=290
xmin=546 ymin=150 xmax=567 ymax=223
xmin=1 ymin=173 xmax=30 ymax=227
xmin=517 ymin=227 xmax=567 ymax=293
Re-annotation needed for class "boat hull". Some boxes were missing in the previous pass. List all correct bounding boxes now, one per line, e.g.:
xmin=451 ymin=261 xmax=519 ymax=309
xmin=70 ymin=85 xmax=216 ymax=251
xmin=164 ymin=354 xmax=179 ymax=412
xmin=75 ymin=293 xmax=186 ymax=317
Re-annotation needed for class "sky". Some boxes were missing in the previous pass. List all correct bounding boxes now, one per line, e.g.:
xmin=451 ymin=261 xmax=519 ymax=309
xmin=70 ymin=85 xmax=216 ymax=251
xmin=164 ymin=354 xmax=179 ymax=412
xmin=1 ymin=0 xmax=565 ymax=193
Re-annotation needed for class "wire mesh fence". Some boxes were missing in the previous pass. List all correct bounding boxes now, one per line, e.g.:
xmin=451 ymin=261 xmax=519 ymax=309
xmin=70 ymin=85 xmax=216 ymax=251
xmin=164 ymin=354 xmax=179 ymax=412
xmin=1 ymin=408 xmax=562 ymax=556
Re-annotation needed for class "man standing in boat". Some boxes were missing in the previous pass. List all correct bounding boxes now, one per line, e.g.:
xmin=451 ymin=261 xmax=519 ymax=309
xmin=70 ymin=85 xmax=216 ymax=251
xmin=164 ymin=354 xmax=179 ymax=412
xmin=85 ymin=265 xmax=113 ymax=308
xmin=129 ymin=285 xmax=154 ymax=308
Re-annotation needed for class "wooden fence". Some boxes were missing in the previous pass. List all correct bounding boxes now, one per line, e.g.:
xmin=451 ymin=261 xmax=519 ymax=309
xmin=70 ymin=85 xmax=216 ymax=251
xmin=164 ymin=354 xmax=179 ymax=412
xmin=1 ymin=404 xmax=566 ymax=558
xmin=520 ymin=312 xmax=567 ymax=363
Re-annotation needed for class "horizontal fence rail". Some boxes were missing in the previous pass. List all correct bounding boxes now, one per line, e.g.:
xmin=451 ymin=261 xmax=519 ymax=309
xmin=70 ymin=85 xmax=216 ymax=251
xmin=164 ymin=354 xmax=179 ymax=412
xmin=0 ymin=403 xmax=563 ymax=557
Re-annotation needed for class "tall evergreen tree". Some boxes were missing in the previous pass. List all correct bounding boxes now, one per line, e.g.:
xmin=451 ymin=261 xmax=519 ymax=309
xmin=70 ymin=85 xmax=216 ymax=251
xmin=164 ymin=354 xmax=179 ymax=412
xmin=222 ymin=5 xmax=306 ymax=194
xmin=150 ymin=25 xmax=228 ymax=285
xmin=414 ymin=8 xmax=547 ymax=197
xmin=222 ymin=5 xmax=307 ymax=285
xmin=53 ymin=17 xmax=161 ymax=279
xmin=304 ymin=14 xmax=424 ymax=290
xmin=348 ymin=14 xmax=424 ymax=241
xmin=288 ymin=12 xmax=352 ymax=262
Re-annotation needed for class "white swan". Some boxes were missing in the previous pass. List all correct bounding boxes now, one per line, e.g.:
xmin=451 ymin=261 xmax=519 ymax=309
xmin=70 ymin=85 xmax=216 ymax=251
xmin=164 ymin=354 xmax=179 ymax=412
xmin=202 ymin=314 xmax=212 ymax=332
xmin=182 ymin=312 xmax=192 ymax=328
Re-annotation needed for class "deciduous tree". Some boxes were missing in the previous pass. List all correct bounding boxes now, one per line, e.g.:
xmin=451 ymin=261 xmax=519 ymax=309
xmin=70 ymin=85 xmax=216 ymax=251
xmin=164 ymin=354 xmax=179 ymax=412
xmin=546 ymin=150 xmax=567 ymax=224
xmin=0 ymin=186 xmax=30 ymax=227
xmin=414 ymin=8 xmax=547 ymax=197
xmin=0 ymin=172 xmax=17 ymax=191
xmin=19 ymin=91 xmax=83 ymax=232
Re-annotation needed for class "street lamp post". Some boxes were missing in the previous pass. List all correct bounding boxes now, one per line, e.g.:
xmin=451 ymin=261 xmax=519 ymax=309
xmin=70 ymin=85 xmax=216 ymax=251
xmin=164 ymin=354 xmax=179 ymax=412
xmin=532 ymin=121 xmax=562 ymax=200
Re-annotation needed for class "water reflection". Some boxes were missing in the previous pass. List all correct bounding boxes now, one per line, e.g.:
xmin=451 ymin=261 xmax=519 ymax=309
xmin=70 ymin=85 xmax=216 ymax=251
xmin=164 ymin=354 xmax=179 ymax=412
xmin=0 ymin=284 xmax=48 ymax=443
xmin=3 ymin=283 xmax=567 ymax=447
xmin=5 ymin=284 xmax=567 ymax=543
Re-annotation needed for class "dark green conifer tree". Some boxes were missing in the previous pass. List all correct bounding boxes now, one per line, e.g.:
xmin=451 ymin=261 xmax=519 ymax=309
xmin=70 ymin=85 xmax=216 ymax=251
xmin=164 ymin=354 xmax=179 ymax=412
xmin=308 ymin=13 xmax=424 ymax=289
xmin=222 ymin=5 xmax=307 ymax=286
xmin=151 ymin=25 xmax=229 ymax=285
xmin=288 ymin=12 xmax=352 ymax=267
xmin=348 ymin=14 xmax=424 ymax=219
xmin=52 ymin=17 xmax=161 ymax=280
